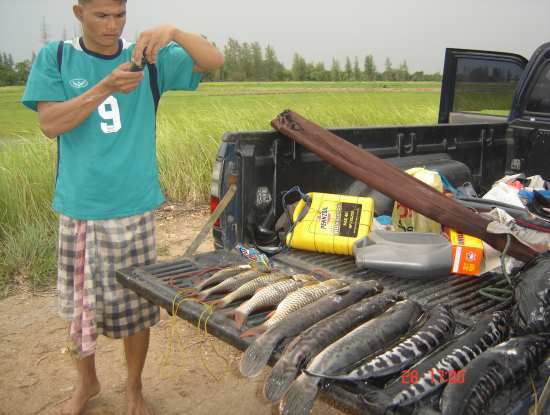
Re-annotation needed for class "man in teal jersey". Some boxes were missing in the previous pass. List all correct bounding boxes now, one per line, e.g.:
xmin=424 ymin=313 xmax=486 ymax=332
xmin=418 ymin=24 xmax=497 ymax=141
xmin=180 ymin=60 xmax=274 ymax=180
xmin=21 ymin=0 xmax=224 ymax=414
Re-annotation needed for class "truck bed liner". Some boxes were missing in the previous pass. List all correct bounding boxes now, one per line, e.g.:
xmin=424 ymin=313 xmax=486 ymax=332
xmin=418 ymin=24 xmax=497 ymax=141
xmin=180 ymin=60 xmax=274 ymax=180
xmin=116 ymin=249 xmax=549 ymax=415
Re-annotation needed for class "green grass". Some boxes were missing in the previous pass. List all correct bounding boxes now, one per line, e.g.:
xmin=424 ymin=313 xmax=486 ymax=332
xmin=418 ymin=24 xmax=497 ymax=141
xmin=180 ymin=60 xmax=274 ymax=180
xmin=0 ymin=81 xmax=441 ymax=292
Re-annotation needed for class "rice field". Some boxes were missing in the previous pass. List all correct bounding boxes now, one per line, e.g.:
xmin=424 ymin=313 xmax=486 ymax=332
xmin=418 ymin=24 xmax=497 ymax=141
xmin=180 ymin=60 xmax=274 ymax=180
xmin=0 ymin=81 xmax=441 ymax=291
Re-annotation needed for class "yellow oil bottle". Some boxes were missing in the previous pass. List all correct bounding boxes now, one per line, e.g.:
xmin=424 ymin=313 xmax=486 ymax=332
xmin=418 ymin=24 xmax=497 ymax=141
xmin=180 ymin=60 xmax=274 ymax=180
xmin=286 ymin=192 xmax=374 ymax=255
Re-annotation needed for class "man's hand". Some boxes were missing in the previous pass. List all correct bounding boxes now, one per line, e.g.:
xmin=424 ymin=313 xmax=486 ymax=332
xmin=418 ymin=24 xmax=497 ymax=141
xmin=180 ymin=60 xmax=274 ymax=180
xmin=101 ymin=63 xmax=144 ymax=94
xmin=133 ymin=25 xmax=176 ymax=65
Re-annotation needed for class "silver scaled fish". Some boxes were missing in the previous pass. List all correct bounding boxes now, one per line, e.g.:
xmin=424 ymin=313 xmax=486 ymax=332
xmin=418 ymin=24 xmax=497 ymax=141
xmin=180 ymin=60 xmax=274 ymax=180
xmin=239 ymin=280 xmax=382 ymax=378
xmin=194 ymin=264 xmax=252 ymax=292
xmin=230 ymin=274 xmax=318 ymax=329
xmin=210 ymin=271 xmax=291 ymax=308
xmin=240 ymin=278 xmax=349 ymax=338
xmin=196 ymin=269 xmax=264 ymax=301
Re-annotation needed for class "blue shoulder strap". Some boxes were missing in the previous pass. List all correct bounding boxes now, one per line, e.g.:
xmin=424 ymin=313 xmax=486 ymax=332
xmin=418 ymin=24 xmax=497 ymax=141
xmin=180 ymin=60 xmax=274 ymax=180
xmin=55 ymin=40 xmax=64 ymax=183
xmin=57 ymin=41 xmax=64 ymax=72
xmin=147 ymin=63 xmax=160 ymax=112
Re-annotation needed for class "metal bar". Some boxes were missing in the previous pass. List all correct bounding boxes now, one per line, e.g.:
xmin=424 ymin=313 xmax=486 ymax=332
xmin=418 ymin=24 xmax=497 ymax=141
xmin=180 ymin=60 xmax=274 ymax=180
xmin=184 ymin=183 xmax=237 ymax=258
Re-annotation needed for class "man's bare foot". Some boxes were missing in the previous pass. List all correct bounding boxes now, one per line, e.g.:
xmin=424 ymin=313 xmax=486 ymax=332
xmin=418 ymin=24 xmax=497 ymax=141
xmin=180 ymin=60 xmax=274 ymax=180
xmin=126 ymin=386 xmax=155 ymax=415
xmin=60 ymin=381 xmax=101 ymax=415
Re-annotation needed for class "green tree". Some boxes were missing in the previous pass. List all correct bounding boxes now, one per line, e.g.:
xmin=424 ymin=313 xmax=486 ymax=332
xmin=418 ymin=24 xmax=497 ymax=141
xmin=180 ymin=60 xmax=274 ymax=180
xmin=353 ymin=56 xmax=361 ymax=81
xmin=330 ymin=58 xmax=342 ymax=81
xmin=410 ymin=71 xmax=425 ymax=81
xmin=240 ymin=42 xmax=253 ymax=80
xmin=223 ymin=38 xmax=243 ymax=81
xmin=310 ymin=62 xmax=329 ymax=81
xmin=383 ymin=57 xmax=395 ymax=81
xmin=363 ymin=54 xmax=376 ymax=81
xmin=250 ymin=42 xmax=264 ymax=81
xmin=344 ymin=57 xmax=353 ymax=81
xmin=397 ymin=60 xmax=410 ymax=81
xmin=291 ymin=53 xmax=307 ymax=81
xmin=15 ymin=60 xmax=31 ymax=83
xmin=263 ymin=44 xmax=285 ymax=81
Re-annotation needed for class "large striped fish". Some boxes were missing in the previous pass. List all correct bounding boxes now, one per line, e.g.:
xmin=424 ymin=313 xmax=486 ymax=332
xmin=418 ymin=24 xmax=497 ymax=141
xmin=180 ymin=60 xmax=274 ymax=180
xmin=280 ymin=299 xmax=423 ymax=415
xmin=264 ymin=292 xmax=399 ymax=402
xmin=441 ymin=335 xmax=550 ymax=415
xmin=239 ymin=280 xmax=382 ymax=378
xmin=240 ymin=278 xmax=349 ymax=338
xmin=230 ymin=274 xmax=319 ymax=329
xmin=321 ymin=304 xmax=455 ymax=381
xmin=387 ymin=310 xmax=510 ymax=410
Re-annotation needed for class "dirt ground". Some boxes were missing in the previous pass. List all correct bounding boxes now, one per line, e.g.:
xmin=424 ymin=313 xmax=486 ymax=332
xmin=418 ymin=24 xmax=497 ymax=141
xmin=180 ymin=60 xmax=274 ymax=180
xmin=0 ymin=204 xmax=347 ymax=415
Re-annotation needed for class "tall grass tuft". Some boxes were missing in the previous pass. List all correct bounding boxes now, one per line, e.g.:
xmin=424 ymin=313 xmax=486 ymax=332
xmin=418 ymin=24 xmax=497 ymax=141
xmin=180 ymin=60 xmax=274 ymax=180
xmin=0 ymin=136 xmax=58 ymax=292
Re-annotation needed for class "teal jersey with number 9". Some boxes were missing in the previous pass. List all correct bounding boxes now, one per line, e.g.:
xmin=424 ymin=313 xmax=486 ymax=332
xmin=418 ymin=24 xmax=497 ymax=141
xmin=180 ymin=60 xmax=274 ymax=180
xmin=22 ymin=38 xmax=202 ymax=220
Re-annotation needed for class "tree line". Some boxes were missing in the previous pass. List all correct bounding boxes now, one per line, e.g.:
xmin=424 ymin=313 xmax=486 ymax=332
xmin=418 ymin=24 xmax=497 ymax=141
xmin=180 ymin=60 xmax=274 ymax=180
xmin=0 ymin=37 xmax=442 ymax=87
xmin=205 ymin=38 xmax=441 ymax=82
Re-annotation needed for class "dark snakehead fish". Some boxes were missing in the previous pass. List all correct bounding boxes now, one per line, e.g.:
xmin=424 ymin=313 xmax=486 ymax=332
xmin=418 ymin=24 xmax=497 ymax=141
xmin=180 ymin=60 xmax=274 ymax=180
xmin=230 ymin=275 xmax=319 ymax=329
xmin=280 ymin=299 xmax=423 ymax=415
xmin=194 ymin=264 xmax=252 ymax=292
xmin=325 ymin=304 xmax=455 ymax=381
xmin=239 ymin=280 xmax=382 ymax=378
xmin=240 ymin=278 xmax=349 ymax=337
xmin=387 ymin=310 xmax=510 ymax=409
xmin=512 ymin=253 xmax=550 ymax=335
xmin=196 ymin=269 xmax=264 ymax=301
xmin=441 ymin=335 xmax=550 ymax=415
xmin=264 ymin=292 xmax=399 ymax=402
xmin=210 ymin=271 xmax=290 ymax=308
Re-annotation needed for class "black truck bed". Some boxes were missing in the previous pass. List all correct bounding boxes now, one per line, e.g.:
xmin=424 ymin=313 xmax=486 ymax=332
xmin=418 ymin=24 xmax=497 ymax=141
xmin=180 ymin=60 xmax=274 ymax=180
xmin=116 ymin=249 xmax=550 ymax=415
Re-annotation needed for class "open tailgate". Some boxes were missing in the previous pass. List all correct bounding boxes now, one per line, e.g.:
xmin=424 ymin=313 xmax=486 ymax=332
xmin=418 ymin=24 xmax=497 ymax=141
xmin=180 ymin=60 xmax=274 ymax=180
xmin=116 ymin=249 xmax=550 ymax=415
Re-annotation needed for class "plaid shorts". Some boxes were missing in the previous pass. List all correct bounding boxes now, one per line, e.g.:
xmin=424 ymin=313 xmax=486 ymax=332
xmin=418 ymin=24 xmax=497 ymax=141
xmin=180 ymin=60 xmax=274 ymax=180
xmin=57 ymin=211 xmax=160 ymax=358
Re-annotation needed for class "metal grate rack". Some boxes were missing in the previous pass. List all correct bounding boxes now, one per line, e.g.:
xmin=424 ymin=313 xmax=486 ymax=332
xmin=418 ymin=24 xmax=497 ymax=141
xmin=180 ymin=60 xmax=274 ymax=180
xmin=116 ymin=249 xmax=547 ymax=415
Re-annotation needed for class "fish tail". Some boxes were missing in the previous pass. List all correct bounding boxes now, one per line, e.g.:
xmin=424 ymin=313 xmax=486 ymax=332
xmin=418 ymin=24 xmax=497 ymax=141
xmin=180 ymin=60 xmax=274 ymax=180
xmin=279 ymin=374 xmax=320 ymax=415
xmin=264 ymin=360 xmax=299 ymax=402
xmin=360 ymin=388 xmax=387 ymax=405
xmin=233 ymin=309 xmax=249 ymax=330
xmin=240 ymin=324 xmax=266 ymax=338
xmin=208 ymin=298 xmax=227 ymax=308
xmin=302 ymin=367 xmax=359 ymax=381
xmin=239 ymin=336 xmax=277 ymax=378
xmin=185 ymin=289 xmax=200 ymax=297
xmin=196 ymin=288 xmax=213 ymax=301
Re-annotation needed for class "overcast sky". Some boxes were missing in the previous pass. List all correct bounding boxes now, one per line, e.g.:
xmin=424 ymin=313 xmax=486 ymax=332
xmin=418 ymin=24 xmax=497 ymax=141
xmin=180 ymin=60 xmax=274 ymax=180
xmin=1 ymin=0 xmax=549 ymax=73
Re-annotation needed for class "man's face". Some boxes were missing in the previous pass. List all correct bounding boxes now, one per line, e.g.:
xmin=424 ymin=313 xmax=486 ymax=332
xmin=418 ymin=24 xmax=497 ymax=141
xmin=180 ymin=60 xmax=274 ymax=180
xmin=74 ymin=0 xmax=126 ymax=48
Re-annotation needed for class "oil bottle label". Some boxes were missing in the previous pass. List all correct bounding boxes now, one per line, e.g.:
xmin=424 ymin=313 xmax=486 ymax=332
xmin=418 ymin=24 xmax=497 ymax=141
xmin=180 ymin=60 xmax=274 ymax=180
xmin=338 ymin=203 xmax=362 ymax=237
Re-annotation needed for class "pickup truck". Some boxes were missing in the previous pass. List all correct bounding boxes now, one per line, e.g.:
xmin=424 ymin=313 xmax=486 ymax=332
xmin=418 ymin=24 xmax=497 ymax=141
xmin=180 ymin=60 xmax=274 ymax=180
xmin=116 ymin=44 xmax=550 ymax=414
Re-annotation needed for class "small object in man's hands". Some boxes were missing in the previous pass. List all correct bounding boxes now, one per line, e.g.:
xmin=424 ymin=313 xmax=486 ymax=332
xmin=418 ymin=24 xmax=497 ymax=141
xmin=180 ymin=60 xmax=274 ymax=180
xmin=129 ymin=61 xmax=145 ymax=72
xmin=129 ymin=48 xmax=148 ymax=72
